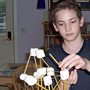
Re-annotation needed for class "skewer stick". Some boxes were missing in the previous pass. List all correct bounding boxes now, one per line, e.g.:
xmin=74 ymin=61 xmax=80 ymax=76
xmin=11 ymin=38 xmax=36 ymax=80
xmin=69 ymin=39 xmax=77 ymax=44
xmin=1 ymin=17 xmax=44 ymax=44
xmin=48 ymin=86 xmax=50 ymax=90
xmin=49 ymin=53 xmax=60 ymax=90
xmin=34 ymin=56 xmax=38 ymax=69
xmin=42 ymin=58 xmax=55 ymax=90
xmin=53 ymin=80 xmax=61 ymax=90
xmin=49 ymin=53 xmax=67 ymax=90
xmin=42 ymin=58 xmax=50 ymax=67
xmin=49 ymin=53 xmax=59 ymax=65
xmin=54 ymin=75 xmax=60 ymax=89
xmin=31 ymin=86 xmax=34 ymax=90
xmin=51 ymin=84 xmax=54 ymax=90
xmin=63 ymin=80 xmax=67 ymax=90
xmin=40 ymin=59 xmax=43 ymax=90
xmin=24 ymin=53 xmax=31 ymax=73
xmin=36 ymin=83 xmax=48 ymax=90
xmin=24 ymin=82 xmax=27 ymax=90
xmin=34 ymin=56 xmax=39 ymax=90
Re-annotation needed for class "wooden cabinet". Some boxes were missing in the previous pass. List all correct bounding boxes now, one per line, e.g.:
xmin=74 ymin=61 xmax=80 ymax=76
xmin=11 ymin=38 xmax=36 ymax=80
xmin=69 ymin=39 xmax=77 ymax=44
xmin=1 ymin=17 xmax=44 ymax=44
xmin=42 ymin=21 xmax=62 ymax=50
xmin=43 ymin=21 xmax=90 ymax=50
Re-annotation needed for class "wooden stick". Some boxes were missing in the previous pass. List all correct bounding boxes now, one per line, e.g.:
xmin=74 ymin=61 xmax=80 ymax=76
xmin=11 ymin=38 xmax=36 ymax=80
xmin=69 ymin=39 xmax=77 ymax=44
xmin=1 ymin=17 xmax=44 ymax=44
xmin=42 ymin=58 xmax=50 ymax=67
xmin=63 ymin=80 xmax=67 ymax=90
xmin=49 ymin=53 xmax=61 ymax=90
xmin=39 ymin=59 xmax=43 ymax=90
xmin=24 ymin=53 xmax=31 ymax=73
xmin=53 ymin=80 xmax=61 ymax=90
xmin=34 ymin=56 xmax=38 ymax=69
xmin=36 ymin=83 xmax=48 ymax=90
xmin=49 ymin=53 xmax=59 ymax=65
xmin=54 ymin=75 xmax=60 ymax=89
xmin=48 ymin=86 xmax=50 ymax=90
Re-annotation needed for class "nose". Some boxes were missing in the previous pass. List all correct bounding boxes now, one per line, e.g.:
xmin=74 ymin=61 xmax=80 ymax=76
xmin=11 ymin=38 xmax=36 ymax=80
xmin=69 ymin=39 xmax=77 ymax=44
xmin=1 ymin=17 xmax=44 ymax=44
xmin=65 ymin=23 xmax=71 ymax=31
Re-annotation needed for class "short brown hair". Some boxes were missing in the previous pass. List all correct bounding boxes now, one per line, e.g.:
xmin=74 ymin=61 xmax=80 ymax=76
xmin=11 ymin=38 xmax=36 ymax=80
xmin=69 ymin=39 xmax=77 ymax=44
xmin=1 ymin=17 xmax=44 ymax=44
xmin=51 ymin=0 xmax=82 ymax=23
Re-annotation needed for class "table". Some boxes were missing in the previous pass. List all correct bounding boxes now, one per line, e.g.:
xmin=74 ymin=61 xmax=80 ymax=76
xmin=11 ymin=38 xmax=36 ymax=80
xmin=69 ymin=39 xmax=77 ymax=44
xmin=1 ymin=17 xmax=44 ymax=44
xmin=0 ymin=63 xmax=22 ymax=90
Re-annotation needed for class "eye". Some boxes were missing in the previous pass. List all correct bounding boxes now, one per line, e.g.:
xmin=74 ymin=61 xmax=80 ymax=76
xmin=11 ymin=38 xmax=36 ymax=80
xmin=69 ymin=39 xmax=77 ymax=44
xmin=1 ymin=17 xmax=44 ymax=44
xmin=58 ymin=23 xmax=64 ymax=26
xmin=71 ymin=20 xmax=76 ymax=23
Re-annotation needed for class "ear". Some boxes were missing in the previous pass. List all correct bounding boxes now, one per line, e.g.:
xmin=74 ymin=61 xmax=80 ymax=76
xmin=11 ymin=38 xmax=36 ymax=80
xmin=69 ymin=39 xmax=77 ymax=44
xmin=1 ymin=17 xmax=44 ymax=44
xmin=53 ymin=23 xmax=59 ymax=32
xmin=80 ymin=16 xmax=84 ymax=27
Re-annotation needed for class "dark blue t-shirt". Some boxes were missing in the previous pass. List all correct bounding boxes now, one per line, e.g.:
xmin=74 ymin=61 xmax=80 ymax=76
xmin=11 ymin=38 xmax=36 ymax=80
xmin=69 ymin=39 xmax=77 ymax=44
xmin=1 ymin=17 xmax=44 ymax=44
xmin=45 ymin=39 xmax=90 ymax=90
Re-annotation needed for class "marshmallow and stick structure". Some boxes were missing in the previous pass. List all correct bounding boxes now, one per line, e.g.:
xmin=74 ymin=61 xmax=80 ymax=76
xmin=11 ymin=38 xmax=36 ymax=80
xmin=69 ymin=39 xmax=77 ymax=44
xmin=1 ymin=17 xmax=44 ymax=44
xmin=49 ymin=53 xmax=69 ymax=90
xmin=19 ymin=48 xmax=69 ymax=90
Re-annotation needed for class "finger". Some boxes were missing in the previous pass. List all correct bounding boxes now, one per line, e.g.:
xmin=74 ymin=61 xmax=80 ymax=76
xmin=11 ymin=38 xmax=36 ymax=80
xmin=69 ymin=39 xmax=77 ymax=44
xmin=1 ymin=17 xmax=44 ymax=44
xmin=67 ymin=56 xmax=80 ymax=70
xmin=61 ymin=55 xmax=80 ymax=70
xmin=59 ymin=53 xmax=76 ymax=68
xmin=72 ymin=69 xmax=78 ymax=84
xmin=75 ymin=62 xmax=85 ymax=69
xmin=75 ymin=57 xmax=86 ymax=69
xmin=67 ymin=70 xmax=74 ymax=84
xmin=68 ymin=69 xmax=78 ymax=84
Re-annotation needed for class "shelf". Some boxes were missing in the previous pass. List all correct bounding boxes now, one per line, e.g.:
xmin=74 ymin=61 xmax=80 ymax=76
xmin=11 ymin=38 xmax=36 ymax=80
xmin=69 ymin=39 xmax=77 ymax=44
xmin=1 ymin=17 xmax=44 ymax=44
xmin=45 ymin=34 xmax=90 ymax=38
xmin=82 ymin=33 xmax=90 ymax=39
xmin=45 ymin=34 xmax=60 ymax=37
xmin=43 ymin=21 xmax=90 ymax=50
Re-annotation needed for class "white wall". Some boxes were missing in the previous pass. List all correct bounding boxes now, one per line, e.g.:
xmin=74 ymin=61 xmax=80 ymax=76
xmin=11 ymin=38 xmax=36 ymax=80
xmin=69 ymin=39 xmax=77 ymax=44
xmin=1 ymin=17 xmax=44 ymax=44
xmin=14 ymin=0 xmax=48 ymax=63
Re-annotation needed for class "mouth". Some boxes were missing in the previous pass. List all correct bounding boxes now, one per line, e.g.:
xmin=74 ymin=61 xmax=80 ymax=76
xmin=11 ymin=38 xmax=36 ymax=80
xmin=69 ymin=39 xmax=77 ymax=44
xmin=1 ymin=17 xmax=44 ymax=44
xmin=66 ymin=33 xmax=73 ymax=36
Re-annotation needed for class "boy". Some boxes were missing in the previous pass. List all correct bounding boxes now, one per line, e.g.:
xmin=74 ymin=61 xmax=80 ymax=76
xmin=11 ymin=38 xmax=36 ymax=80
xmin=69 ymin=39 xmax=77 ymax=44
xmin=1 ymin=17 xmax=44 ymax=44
xmin=45 ymin=0 xmax=90 ymax=90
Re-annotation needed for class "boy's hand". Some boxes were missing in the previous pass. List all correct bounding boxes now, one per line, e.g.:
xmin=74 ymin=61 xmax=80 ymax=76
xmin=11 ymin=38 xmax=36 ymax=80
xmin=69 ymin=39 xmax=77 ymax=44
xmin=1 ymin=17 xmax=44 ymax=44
xmin=59 ymin=69 xmax=78 ymax=90
xmin=59 ymin=53 xmax=87 ymax=70
xmin=67 ymin=69 xmax=78 ymax=85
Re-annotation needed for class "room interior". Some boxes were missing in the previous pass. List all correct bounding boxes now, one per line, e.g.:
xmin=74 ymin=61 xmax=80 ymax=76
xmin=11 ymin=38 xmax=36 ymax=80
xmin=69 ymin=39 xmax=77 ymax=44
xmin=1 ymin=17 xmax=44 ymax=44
xmin=0 ymin=0 xmax=90 ymax=90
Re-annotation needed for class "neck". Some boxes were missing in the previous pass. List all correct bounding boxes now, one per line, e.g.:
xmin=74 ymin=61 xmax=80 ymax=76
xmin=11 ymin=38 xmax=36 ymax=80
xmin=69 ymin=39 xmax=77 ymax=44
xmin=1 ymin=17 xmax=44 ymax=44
xmin=62 ymin=37 xmax=84 ymax=54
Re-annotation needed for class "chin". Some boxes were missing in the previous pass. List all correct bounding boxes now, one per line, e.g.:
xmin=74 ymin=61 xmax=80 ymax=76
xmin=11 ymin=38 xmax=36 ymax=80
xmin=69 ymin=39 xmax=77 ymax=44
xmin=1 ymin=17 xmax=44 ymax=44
xmin=64 ymin=37 xmax=76 ymax=42
xmin=64 ymin=35 xmax=78 ymax=42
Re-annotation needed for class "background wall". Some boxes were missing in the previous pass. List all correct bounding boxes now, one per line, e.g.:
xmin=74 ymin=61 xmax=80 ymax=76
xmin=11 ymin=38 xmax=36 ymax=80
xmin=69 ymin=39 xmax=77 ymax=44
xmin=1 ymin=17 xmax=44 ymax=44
xmin=13 ymin=0 xmax=90 ymax=63
xmin=14 ymin=0 xmax=48 ymax=63
xmin=82 ymin=11 xmax=90 ymax=22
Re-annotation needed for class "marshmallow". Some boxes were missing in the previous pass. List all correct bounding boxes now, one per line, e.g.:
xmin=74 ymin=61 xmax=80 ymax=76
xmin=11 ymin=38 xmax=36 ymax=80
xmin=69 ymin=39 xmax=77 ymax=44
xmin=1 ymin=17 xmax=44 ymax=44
xmin=35 ymin=49 xmax=45 ymax=58
xmin=30 ymin=48 xmax=38 ymax=56
xmin=47 ymin=67 xmax=54 ymax=76
xmin=60 ymin=69 xmax=69 ymax=80
xmin=33 ymin=72 xmax=40 ymax=79
xmin=37 ymin=67 xmax=46 ymax=78
xmin=43 ymin=76 xmax=52 ymax=86
xmin=24 ymin=75 xmax=37 ymax=86
xmin=19 ymin=73 xmax=27 ymax=80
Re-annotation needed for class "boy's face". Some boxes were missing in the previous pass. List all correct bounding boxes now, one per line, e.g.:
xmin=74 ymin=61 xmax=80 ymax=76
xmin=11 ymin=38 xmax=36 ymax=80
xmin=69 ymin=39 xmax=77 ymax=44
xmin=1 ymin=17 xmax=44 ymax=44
xmin=53 ymin=9 xmax=84 ymax=42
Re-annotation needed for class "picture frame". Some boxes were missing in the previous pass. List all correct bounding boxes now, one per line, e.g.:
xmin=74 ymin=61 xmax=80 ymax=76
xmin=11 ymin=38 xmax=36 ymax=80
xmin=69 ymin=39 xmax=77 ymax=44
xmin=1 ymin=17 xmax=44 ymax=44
xmin=77 ymin=0 xmax=90 ymax=10
xmin=48 ymin=0 xmax=90 ymax=10
xmin=48 ymin=0 xmax=63 ymax=10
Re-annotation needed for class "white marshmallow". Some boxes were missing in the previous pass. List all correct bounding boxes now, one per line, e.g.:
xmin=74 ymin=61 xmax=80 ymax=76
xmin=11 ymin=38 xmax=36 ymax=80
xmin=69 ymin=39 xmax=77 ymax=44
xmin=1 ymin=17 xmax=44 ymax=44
xmin=35 ymin=49 xmax=45 ymax=58
xmin=47 ymin=67 xmax=54 ymax=76
xmin=60 ymin=69 xmax=69 ymax=80
xmin=24 ymin=75 xmax=37 ymax=86
xmin=33 ymin=72 xmax=40 ymax=79
xmin=37 ymin=67 xmax=46 ymax=77
xmin=43 ymin=76 xmax=52 ymax=86
xmin=30 ymin=48 xmax=38 ymax=56
xmin=19 ymin=73 xmax=27 ymax=80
